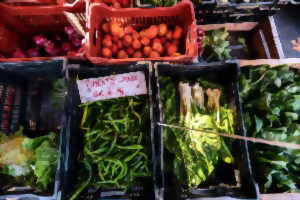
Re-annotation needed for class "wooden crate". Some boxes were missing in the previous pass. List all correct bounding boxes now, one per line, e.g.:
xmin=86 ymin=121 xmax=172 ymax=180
xmin=198 ymin=17 xmax=283 ymax=60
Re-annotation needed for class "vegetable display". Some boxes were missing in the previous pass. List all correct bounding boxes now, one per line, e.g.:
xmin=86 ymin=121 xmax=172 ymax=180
xmin=100 ymin=22 xmax=184 ymax=58
xmin=71 ymin=96 xmax=151 ymax=199
xmin=0 ymin=127 xmax=58 ymax=191
xmin=239 ymin=65 xmax=300 ymax=193
xmin=202 ymin=28 xmax=231 ymax=61
xmin=2 ymin=0 xmax=57 ymax=5
xmin=92 ymin=0 xmax=130 ymax=8
xmin=159 ymin=76 xmax=234 ymax=188
xmin=140 ymin=0 xmax=178 ymax=7
xmin=0 ymin=25 xmax=84 ymax=58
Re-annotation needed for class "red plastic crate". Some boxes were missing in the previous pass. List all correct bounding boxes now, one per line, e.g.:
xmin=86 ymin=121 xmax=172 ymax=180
xmin=56 ymin=0 xmax=85 ymax=7
xmin=0 ymin=3 xmax=86 ymax=61
xmin=0 ymin=0 xmax=57 ymax=6
xmin=87 ymin=1 xmax=198 ymax=65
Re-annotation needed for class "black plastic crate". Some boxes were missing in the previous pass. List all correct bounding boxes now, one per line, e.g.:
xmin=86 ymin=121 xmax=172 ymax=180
xmin=153 ymin=61 xmax=260 ymax=199
xmin=62 ymin=62 xmax=159 ymax=200
xmin=216 ymin=0 xmax=275 ymax=7
xmin=135 ymin=0 xmax=215 ymax=8
xmin=0 ymin=59 xmax=66 ymax=200
xmin=195 ymin=0 xmax=283 ymax=25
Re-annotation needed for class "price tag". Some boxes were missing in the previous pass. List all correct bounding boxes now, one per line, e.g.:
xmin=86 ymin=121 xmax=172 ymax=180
xmin=77 ymin=71 xmax=147 ymax=103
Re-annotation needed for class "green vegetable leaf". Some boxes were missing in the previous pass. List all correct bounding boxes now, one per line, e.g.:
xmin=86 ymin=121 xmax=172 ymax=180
xmin=34 ymin=140 xmax=58 ymax=190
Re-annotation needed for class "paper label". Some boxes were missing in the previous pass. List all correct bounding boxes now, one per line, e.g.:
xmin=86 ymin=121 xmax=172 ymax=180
xmin=77 ymin=71 xmax=147 ymax=103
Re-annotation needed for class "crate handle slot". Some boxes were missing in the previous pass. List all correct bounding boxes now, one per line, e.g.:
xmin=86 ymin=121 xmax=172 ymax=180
xmin=93 ymin=28 xmax=97 ymax=47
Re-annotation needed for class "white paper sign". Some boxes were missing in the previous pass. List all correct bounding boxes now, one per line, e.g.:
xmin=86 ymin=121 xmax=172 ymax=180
xmin=77 ymin=71 xmax=147 ymax=103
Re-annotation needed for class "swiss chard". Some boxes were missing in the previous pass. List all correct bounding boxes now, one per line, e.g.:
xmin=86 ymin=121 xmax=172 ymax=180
xmin=160 ymin=76 xmax=234 ymax=188
xmin=240 ymin=65 xmax=300 ymax=193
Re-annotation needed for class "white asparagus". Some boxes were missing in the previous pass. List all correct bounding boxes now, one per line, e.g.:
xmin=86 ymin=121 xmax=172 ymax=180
xmin=192 ymin=83 xmax=205 ymax=110
xmin=178 ymin=82 xmax=192 ymax=126
xmin=206 ymin=88 xmax=221 ymax=111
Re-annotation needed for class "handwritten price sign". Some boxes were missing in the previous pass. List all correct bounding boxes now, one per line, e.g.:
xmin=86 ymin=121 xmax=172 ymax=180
xmin=77 ymin=71 xmax=147 ymax=103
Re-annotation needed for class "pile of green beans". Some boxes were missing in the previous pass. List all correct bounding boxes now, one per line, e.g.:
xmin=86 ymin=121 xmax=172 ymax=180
xmin=72 ymin=96 xmax=151 ymax=199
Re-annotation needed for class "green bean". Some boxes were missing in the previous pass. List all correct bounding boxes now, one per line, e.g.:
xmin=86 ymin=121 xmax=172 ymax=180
xmin=70 ymin=160 xmax=92 ymax=200
xmin=125 ymin=150 xmax=140 ymax=162
xmin=85 ymin=130 xmax=100 ymax=137
xmin=98 ymin=163 xmax=106 ymax=181
xmin=103 ymin=132 xmax=117 ymax=157
xmin=116 ymin=144 xmax=144 ymax=150
xmin=132 ymin=110 xmax=142 ymax=124
xmin=137 ymin=131 xmax=143 ymax=144
xmin=78 ymin=96 xmax=151 ymax=192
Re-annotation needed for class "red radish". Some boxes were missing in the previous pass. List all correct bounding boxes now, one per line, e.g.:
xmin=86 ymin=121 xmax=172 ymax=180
xmin=143 ymin=46 xmax=151 ymax=57
xmin=152 ymin=42 xmax=163 ymax=53
xmin=173 ymin=26 xmax=183 ymax=40
xmin=102 ymin=48 xmax=112 ymax=58
xmin=132 ymin=39 xmax=141 ymax=50
xmin=152 ymin=38 xmax=160 ymax=44
xmin=102 ymin=23 xmax=110 ymax=33
xmin=149 ymin=51 xmax=160 ymax=58
xmin=165 ymin=42 xmax=171 ymax=48
xmin=173 ymin=40 xmax=179 ymax=46
xmin=113 ymin=2 xmax=121 ymax=8
xmin=145 ymin=25 xmax=158 ymax=39
xmin=33 ymin=35 xmax=47 ymax=46
xmin=27 ymin=48 xmax=39 ymax=57
xmin=65 ymin=26 xmax=75 ymax=35
xmin=118 ymin=50 xmax=128 ymax=59
xmin=45 ymin=42 xmax=60 ymax=56
xmin=133 ymin=51 xmax=142 ymax=58
xmin=112 ymin=36 xmax=119 ymax=43
xmin=123 ymin=35 xmax=132 ymax=47
xmin=55 ymin=35 xmax=62 ymax=41
xmin=140 ymin=30 xmax=146 ymax=37
xmin=121 ymin=0 xmax=129 ymax=7
xmin=167 ymin=44 xmax=178 ymax=56
xmin=13 ymin=48 xmax=26 ymax=58
xmin=125 ymin=26 xmax=134 ymax=34
xmin=158 ymin=24 xmax=167 ymax=36
xmin=172 ymin=52 xmax=181 ymax=57
xmin=160 ymin=37 xmax=166 ymax=44
xmin=166 ymin=30 xmax=173 ymax=40
xmin=104 ymin=34 xmax=112 ymax=40
xmin=141 ymin=37 xmax=150 ymax=46
xmin=72 ymin=37 xmax=82 ymax=48
xmin=159 ymin=46 xmax=165 ymax=54
xmin=103 ymin=38 xmax=112 ymax=47
xmin=112 ymin=44 xmax=118 ymax=54
xmin=132 ymin=31 xmax=140 ymax=40
xmin=127 ymin=47 xmax=134 ymax=56
xmin=62 ymin=42 xmax=72 ymax=52
xmin=110 ymin=22 xmax=124 ymax=38
xmin=117 ymin=40 xmax=123 ymax=49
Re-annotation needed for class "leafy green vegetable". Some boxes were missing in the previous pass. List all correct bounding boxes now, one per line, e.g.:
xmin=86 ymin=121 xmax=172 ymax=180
xmin=202 ymin=28 xmax=231 ymax=61
xmin=160 ymin=76 xmax=234 ymax=188
xmin=239 ymin=65 xmax=300 ymax=193
xmin=237 ymin=37 xmax=248 ymax=54
xmin=50 ymin=78 xmax=64 ymax=109
xmin=71 ymin=96 xmax=151 ymax=199
xmin=0 ymin=128 xmax=58 ymax=191
xmin=141 ymin=0 xmax=177 ymax=7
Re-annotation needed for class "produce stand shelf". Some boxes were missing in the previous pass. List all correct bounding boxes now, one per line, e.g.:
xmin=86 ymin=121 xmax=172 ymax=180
xmin=198 ymin=20 xmax=281 ymax=61
xmin=272 ymin=4 xmax=300 ymax=58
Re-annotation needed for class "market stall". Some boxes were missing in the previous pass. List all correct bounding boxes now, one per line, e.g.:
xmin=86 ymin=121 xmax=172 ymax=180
xmin=0 ymin=1 xmax=299 ymax=200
